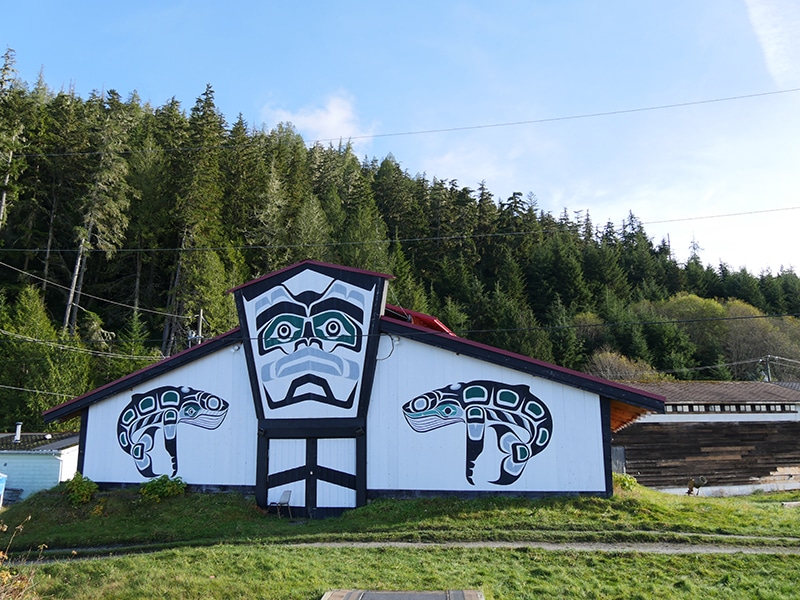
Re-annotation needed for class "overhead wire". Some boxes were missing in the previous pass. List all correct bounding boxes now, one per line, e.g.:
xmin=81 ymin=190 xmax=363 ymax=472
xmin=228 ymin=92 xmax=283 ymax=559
xmin=0 ymin=259 xmax=184 ymax=319
xmin=0 ymin=383 xmax=75 ymax=398
xmin=0 ymin=328 xmax=162 ymax=361
xmin=16 ymin=87 xmax=800 ymax=158
xmin=1 ymin=204 xmax=799 ymax=257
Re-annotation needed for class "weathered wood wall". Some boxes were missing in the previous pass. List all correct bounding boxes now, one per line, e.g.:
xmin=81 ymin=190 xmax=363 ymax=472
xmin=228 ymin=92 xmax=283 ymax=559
xmin=613 ymin=421 xmax=800 ymax=488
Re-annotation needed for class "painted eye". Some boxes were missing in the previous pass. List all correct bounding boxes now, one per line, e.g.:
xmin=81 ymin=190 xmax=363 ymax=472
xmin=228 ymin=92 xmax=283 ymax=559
xmin=275 ymin=322 xmax=298 ymax=341
xmin=324 ymin=319 xmax=342 ymax=337
xmin=412 ymin=397 xmax=428 ymax=411
xmin=442 ymin=405 xmax=456 ymax=416
xmin=207 ymin=396 xmax=220 ymax=410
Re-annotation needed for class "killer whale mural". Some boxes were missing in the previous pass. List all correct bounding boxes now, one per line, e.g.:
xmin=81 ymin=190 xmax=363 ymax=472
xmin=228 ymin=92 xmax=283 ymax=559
xmin=117 ymin=385 xmax=229 ymax=477
xmin=42 ymin=261 xmax=665 ymax=514
xmin=403 ymin=380 xmax=552 ymax=485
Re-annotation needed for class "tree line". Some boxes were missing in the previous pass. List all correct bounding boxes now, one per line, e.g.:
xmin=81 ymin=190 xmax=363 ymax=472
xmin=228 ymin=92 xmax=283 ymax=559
xmin=1 ymin=49 xmax=799 ymax=430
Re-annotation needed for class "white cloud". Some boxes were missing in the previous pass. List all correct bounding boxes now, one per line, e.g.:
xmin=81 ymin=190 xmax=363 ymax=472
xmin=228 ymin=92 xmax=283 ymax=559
xmin=260 ymin=93 xmax=376 ymax=152
xmin=745 ymin=0 xmax=800 ymax=86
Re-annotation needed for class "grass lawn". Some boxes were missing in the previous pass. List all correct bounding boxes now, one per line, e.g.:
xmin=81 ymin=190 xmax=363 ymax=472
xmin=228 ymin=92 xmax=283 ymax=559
xmin=4 ymin=479 xmax=800 ymax=599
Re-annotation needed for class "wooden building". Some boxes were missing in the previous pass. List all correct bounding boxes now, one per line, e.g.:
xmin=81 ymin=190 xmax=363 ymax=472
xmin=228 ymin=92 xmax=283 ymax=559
xmin=612 ymin=381 xmax=800 ymax=495
xmin=44 ymin=261 xmax=664 ymax=516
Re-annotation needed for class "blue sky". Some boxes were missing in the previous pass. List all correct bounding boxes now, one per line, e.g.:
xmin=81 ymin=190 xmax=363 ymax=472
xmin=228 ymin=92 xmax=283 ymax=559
xmin=5 ymin=1 xmax=800 ymax=274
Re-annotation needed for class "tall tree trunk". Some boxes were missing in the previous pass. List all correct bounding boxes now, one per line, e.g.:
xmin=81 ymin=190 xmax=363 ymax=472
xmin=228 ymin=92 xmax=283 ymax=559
xmin=42 ymin=193 xmax=58 ymax=292
xmin=63 ymin=242 xmax=85 ymax=333
xmin=69 ymin=246 xmax=89 ymax=335
xmin=133 ymin=240 xmax=142 ymax=312
xmin=63 ymin=223 xmax=93 ymax=335
xmin=161 ymin=235 xmax=185 ymax=355
xmin=0 ymin=149 xmax=11 ymax=230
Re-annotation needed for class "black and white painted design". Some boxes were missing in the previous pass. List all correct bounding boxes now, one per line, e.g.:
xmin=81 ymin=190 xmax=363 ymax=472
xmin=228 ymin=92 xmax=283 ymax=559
xmin=403 ymin=380 xmax=552 ymax=485
xmin=117 ymin=385 xmax=229 ymax=478
xmin=254 ymin=278 xmax=370 ymax=410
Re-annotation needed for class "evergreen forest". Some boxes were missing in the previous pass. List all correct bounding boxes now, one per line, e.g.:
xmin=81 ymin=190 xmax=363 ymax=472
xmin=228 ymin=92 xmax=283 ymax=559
xmin=1 ymin=49 xmax=799 ymax=431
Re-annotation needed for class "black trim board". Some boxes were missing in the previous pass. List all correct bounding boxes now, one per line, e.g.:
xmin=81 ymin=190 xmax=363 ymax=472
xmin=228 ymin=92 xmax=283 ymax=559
xmin=77 ymin=407 xmax=88 ymax=474
xmin=368 ymin=489 xmax=612 ymax=500
xmin=259 ymin=418 xmax=366 ymax=439
xmin=258 ymin=420 xmax=366 ymax=510
xmin=43 ymin=328 xmax=244 ymax=423
xmin=380 ymin=318 xmax=665 ymax=413
xmin=600 ymin=398 xmax=613 ymax=496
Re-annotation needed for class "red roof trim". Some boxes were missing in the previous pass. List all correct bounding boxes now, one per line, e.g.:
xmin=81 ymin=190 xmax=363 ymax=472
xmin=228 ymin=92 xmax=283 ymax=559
xmin=379 ymin=315 xmax=665 ymax=411
xmin=43 ymin=328 xmax=242 ymax=421
xmin=384 ymin=303 xmax=457 ymax=336
xmin=228 ymin=260 xmax=394 ymax=294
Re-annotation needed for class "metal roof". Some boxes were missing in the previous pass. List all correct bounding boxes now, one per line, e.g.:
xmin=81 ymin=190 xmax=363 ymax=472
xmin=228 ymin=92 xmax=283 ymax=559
xmin=0 ymin=432 xmax=79 ymax=452
xmin=620 ymin=381 xmax=800 ymax=405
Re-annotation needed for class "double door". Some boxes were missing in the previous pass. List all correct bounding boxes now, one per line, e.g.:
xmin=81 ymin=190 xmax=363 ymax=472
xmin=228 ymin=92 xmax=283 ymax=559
xmin=259 ymin=422 xmax=366 ymax=518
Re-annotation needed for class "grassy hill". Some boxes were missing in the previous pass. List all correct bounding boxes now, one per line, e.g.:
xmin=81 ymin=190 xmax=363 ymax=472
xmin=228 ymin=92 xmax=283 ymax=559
xmin=4 ymin=477 xmax=800 ymax=599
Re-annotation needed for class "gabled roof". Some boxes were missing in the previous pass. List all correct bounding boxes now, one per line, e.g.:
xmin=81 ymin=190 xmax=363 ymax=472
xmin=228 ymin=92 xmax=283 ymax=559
xmin=43 ymin=328 xmax=242 ymax=423
xmin=0 ymin=432 xmax=79 ymax=452
xmin=42 ymin=260 xmax=664 ymax=431
xmin=228 ymin=259 xmax=393 ymax=295
xmin=379 ymin=314 xmax=665 ymax=430
xmin=622 ymin=380 xmax=800 ymax=405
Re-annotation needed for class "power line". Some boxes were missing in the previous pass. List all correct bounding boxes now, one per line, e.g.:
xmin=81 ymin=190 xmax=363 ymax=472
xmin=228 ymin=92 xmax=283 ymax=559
xmin=0 ymin=260 xmax=183 ymax=319
xmin=2 ymin=203 xmax=799 ymax=257
xmin=645 ymin=205 xmax=800 ymax=225
xmin=313 ymin=87 xmax=800 ymax=143
xmin=17 ymin=87 xmax=800 ymax=159
xmin=0 ymin=383 xmax=74 ymax=398
xmin=0 ymin=328 xmax=162 ymax=361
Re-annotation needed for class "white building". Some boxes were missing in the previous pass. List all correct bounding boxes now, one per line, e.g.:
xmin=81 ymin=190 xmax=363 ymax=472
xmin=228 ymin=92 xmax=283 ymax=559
xmin=44 ymin=261 xmax=664 ymax=517
xmin=0 ymin=426 xmax=79 ymax=502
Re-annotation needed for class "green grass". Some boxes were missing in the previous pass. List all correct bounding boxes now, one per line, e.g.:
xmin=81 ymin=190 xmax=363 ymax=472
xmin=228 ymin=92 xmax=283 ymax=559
xmin=4 ymin=480 xmax=800 ymax=598
xmin=25 ymin=546 xmax=800 ymax=599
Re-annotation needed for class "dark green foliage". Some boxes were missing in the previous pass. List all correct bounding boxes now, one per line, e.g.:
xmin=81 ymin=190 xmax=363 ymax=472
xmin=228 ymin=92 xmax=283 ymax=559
xmin=0 ymin=68 xmax=798 ymax=431
xmin=65 ymin=472 xmax=99 ymax=507
xmin=139 ymin=475 xmax=187 ymax=503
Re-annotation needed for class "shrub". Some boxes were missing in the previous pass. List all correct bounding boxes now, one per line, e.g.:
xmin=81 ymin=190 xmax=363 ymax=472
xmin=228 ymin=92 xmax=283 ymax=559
xmin=139 ymin=475 xmax=187 ymax=503
xmin=65 ymin=472 xmax=99 ymax=507
xmin=613 ymin=472 xmax=639 ymax=492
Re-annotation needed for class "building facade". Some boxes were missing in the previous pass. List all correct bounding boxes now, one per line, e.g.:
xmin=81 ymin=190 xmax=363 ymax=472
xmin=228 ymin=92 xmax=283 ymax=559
xmin=45 ymin=261 xmax=664 ymax=516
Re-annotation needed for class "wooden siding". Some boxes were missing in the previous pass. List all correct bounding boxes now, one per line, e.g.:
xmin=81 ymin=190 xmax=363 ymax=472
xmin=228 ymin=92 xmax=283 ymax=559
xmin=0 ymin=447 xmax=78 ymax=499
xmin=613 ymin=421 xmax=800 ymax=488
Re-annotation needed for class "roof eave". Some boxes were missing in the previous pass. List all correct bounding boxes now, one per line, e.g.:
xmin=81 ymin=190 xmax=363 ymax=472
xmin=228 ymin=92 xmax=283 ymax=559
xmin=380 ymin=316 xmax=665 ymax=413
xmin=43 ymin=328 xmax=243 ymax=423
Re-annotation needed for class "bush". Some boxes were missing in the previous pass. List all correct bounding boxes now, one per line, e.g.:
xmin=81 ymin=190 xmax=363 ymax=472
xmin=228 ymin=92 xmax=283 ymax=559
xmin=65 ymin=472 xmax=99 ymax=507
xmin=139 ymin=475 xmax=187 ymax=503
xmin=613 ymin=472 xmax=639 ymax=492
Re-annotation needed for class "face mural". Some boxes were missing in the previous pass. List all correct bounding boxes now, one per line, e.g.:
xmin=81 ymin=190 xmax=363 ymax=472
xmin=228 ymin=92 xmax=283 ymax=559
xmin=252 ymin=274 xmax=372 ymax=411
xmin=117 ymin=386 xmax=229 ymax=478
xmin=403 ymin=380 xmax=553 ymax=486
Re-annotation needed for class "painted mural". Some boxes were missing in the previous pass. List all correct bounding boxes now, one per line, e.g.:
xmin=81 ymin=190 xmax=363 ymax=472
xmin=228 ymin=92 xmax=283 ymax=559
xmin=250 ymin=273 xmax=374 ymax=411
xmin=403 ymin=380 xmax=552 ymax=485
xmin=117 ymin=385 xmax=229 ymax=477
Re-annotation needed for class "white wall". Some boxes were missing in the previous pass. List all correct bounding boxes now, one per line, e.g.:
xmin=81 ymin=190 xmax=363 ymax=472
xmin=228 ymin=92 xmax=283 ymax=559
xmin=368 ymin=335 xmax=607 ymax=493
xmin=83 ymin=344 xmax=258 ymax=486
xmin=57 ymin=445 xmax=79 ymax=482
